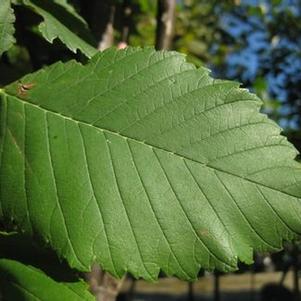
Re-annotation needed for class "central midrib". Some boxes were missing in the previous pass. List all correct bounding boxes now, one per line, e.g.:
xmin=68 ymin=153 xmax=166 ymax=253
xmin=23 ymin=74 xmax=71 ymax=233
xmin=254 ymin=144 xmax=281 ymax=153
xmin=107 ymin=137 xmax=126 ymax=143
xmin=3 ymin=91 xmax=300 ymax=200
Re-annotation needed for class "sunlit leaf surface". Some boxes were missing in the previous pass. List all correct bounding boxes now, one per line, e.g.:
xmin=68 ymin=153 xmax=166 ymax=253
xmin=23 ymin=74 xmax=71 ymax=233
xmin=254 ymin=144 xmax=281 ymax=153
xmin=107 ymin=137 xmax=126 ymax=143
xmin=1 ymin=47 xmax=301 ymax=280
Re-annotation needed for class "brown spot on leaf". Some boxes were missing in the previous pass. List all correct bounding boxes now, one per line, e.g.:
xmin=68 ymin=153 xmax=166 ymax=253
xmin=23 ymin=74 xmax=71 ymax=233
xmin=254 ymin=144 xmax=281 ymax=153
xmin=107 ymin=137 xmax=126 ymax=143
xmin=198 ymin=228 xmax=209 ymax=237
xmin=17 ymin=82 xmax=35 ymax=97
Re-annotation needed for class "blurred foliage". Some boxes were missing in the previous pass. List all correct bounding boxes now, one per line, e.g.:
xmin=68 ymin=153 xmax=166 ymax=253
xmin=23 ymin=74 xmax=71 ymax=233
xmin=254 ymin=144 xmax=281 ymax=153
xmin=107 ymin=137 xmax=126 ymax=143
xmin=210 ymin=0 xmax=301 ymax=136
xmin=129 ymin=0 xmax=157 ymax=46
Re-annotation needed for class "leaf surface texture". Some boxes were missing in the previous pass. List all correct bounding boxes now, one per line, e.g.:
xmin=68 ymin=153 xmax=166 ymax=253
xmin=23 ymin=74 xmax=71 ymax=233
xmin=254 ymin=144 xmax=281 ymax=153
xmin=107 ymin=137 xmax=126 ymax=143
xmin=1 ymin=47 xmax=301 ymax=280
xmin=0 ymin=0 xmax=15 ymax=55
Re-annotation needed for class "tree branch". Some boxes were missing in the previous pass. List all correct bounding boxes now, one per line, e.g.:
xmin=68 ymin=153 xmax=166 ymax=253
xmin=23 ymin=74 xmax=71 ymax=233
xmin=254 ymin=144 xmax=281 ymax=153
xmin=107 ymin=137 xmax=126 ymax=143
xmin=86 ymin=264 xmax=125 ymax=301
xmin=155 ymin=0 xmax=176 ymax=50
xmin=81 ymin=0 xmax=116 ymax=50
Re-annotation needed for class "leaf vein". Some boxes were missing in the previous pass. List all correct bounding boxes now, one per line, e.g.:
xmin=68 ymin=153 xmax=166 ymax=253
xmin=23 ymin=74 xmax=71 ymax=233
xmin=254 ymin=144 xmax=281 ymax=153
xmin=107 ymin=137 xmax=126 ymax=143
xmin=103 ymin=132 xmax=152 ymax=278
xmin=77 ymin=124 xmax=118 ymax=276
xmin=214 ymin=170 xmax=279 ymax=249
xmin=255 ymin=185 xmax=297 ymax=234
xmin=45 ymin=112 xmax=86 ymax=269
xmin=77 ymin=53 xmax=180 ymax=119
xmin=126 ymin=139 xmax=191 ymax=278
xmin=183 ymin=159 xmax=234 ymax=259
xmin=154 ymin=150 xmax=235 ymax=270
xmin=6 ymin=96 xmax=301 ymax=201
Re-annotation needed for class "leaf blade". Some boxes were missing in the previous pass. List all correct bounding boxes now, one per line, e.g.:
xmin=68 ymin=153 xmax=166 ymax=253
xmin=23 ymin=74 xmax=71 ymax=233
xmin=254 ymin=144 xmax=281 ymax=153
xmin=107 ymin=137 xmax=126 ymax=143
xmin=22 ymin=0 xmax=97 ymax=58
xmin=1 ymin=47 xmax=301 ymax=280
xmin=0 ymin=0 xmax=16 ymax=55
xmin=0 ymin=259 xmax=94 ymax=301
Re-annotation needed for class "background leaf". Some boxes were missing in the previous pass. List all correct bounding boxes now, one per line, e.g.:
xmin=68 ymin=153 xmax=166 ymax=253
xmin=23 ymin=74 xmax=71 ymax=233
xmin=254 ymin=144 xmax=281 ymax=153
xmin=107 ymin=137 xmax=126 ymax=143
xmin=22 ymin=0 xmax=97 ymax=58
xmin=0 ymin=259 xmax=94 ymax=301
xmin=1 ymin=47 xmax=301 ymax=281
xmin=0 ymin=0 xmax=16 ymax=56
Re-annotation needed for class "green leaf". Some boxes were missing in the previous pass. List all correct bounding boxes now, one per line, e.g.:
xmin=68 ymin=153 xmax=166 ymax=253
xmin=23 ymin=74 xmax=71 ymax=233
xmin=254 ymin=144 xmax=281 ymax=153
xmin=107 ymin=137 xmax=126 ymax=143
xmin=0 ymin=0 xmax=16 ymax=55
xmin=22 ymin=0 xmax=97 ymax=58
xmin=0 ymin=259 xmax=94 ymax=301
xmin=1 ymin=47 xmax=301 ymax=280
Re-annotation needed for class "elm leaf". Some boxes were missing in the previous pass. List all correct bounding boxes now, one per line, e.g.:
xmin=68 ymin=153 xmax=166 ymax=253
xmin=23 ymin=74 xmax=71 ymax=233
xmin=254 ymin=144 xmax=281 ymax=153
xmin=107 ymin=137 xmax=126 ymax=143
xmin=1 ymin=47 xmax=301 ymax=280
xmin=22 ymin=0 xmax=97 ymax=58
xmin=0 ymin=259 xmax=94 ymax=301
xmin=0 ymin=0 xmax=16 ymax=55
